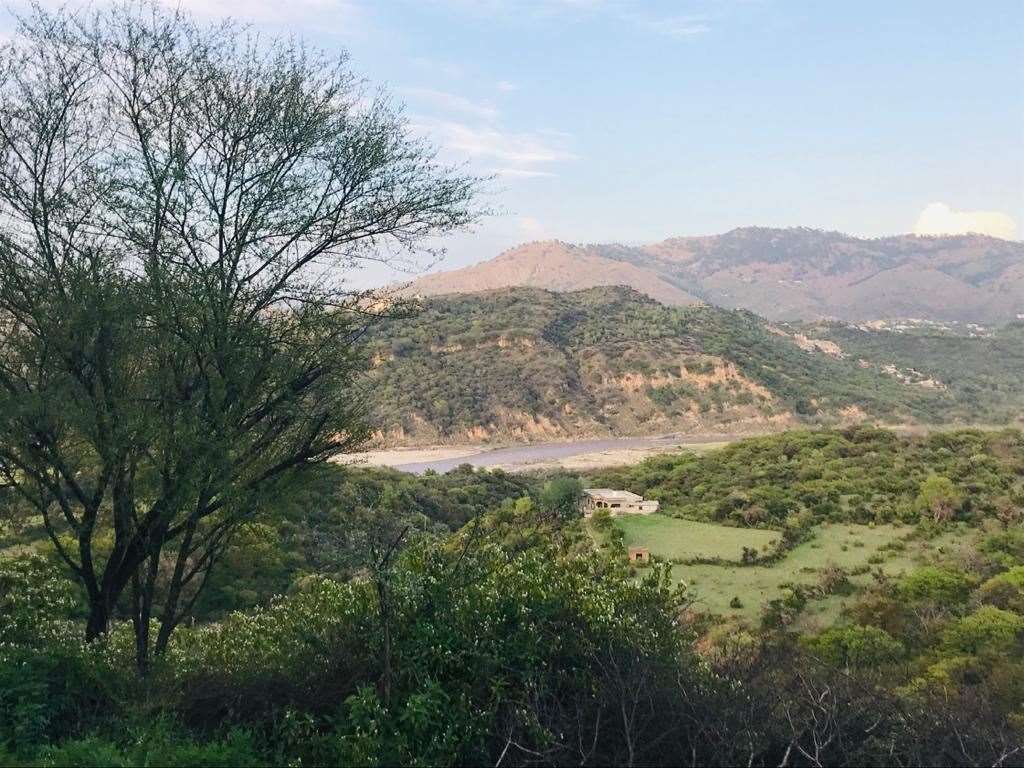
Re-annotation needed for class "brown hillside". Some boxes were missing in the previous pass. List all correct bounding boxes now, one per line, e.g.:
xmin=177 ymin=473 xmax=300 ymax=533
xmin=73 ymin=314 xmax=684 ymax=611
xmin=405 ymin=240 xmax=700 ymax=307
xmin=403 ymin=228 xmax=1024 ymax=323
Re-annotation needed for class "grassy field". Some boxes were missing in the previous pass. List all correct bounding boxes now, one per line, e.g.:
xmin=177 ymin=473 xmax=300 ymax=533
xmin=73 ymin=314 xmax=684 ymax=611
xmin=613 ymin=515 xmax=781 ymax=562
xmin=600 ymin=515 xmax=976 ymax=626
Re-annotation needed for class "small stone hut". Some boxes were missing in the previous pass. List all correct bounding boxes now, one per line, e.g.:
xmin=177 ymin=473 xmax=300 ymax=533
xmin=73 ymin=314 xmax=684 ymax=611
xmin=628 ymin=547 xmax=650 ymax=564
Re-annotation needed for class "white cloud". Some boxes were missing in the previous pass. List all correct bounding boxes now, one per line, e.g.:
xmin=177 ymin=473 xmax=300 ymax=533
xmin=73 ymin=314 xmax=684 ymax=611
xmin=413 ymin=118 xmax=576 ymax=164
xmin=407 ymin=57 xmax=465 ymax=80
xmin=633 ymin=14 xmax=711 ymax=38
xmin=491 ymin=168 xmax=556 ymax=178
xmin=410 ymin=116 xmax=576 ymax=178
xmin=423 ymin=0 xmax=711 ymax=40
xmin=399 ymin=87 xmax=498 ymax=121
xmin=496 ymin=80 xmax=519 ymax=92
xmin=400 ymin=82 xmax=574 ymax=178
xmin=913 ymin=202 xmax=1018 ymax=240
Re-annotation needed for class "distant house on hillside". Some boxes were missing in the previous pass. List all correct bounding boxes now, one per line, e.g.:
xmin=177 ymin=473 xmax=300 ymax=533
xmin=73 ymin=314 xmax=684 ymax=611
xmin=581 ymin=488 xmax=659 ymax=517
xmin=628 ymin=546 xmax=650 ymax=564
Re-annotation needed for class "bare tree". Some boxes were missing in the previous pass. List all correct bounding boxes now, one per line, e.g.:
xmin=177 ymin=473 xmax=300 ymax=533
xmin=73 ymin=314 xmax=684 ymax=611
xmin=0 ymin=2 xmax=480 ymax=671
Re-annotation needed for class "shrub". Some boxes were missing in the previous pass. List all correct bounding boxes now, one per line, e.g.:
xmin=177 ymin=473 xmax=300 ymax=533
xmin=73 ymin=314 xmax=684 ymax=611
xmin=976 ymin=566 xmax=1024 ymax=613
xmin=37 ymin=737 xmax=127 ymax=767
xmin=0 ymin=554 xmax=80 ymax=648
xmin=898 ymin=566 xmax=972 ymax=604
xmin=915 ymin=475 xmax=964 ymax=524
xmin=942 ymin=606 xmax=1024 ymax=656
xmin=805 ymin=625 xmax=904 ymax=669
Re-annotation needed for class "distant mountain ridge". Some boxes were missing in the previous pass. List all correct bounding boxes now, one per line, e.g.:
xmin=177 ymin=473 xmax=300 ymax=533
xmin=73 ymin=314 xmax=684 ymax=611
xmin=404 ymin=227 xmax=1024 ymax=323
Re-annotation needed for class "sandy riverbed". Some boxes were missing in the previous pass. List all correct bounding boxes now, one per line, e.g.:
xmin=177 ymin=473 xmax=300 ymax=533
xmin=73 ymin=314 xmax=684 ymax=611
xmin=341 ymin=435 xmax=737 ymax=475
xmin=337 ymin=445 xmax=482 ymax=467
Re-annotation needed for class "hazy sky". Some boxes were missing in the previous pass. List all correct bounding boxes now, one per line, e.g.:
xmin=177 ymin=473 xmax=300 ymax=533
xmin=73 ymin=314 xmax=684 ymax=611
xmin=4 ymin=0 xmax=1022 ymax=284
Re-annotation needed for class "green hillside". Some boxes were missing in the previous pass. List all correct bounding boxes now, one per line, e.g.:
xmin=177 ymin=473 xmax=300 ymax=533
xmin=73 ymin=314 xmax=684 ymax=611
xmin=803 ymin=320 xmax=1024 ymax=425
xmin=365 ymin=287 xmax=1022 ymax=445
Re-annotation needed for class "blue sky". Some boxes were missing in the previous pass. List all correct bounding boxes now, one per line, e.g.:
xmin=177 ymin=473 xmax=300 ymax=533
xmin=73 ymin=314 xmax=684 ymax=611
xmin=5 ymin=1 xmax=1022 ymax=283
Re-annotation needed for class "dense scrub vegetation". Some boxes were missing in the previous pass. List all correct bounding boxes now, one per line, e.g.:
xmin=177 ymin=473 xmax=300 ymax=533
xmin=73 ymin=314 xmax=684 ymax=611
xmin=366 ymin=287 xmax=1024 ymax=444
xmin=589 ymin=426 xmax=1024 ymax=531
xmin=1 ymin=463 xmax=538 ymax=623
xmin=2 ymin=428 xmax=1022 ymax=766
xmin=806 ymin=320 xmax=1024 ymax=425
xmin=4 ymin=488 xmax=1023 ymax=766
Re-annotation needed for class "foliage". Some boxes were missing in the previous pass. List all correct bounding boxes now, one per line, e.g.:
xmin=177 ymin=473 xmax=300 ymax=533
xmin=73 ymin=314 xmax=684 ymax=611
xmin=537 ymin=475 xmax=584 ymax=519
xmin=588 ymin=427 xmax=1024 ymax=529
xmin=898 ymin=566 xmax=973 ymax=604
xmin=365 ymin=287 xmax=1024 ymax=444
xmin=0 ymin=2 xmax=479 ymax=668
xmin=915 ymin=474 xmax=964 ymax=523
xmin=977 ymin=566 xmax=1024 ymax=613
xmin=808 ymin=320 xmax=1024 ymax=426
xmin=804 ymin=625 xmax=904 ymax=668
xmin=2 ymin=472 xmax=1023 ymax=765
xmin=942 ymin=606 xmax=1024 ymax=656
xmin=0 ymin=554 xmax=79 ymax=648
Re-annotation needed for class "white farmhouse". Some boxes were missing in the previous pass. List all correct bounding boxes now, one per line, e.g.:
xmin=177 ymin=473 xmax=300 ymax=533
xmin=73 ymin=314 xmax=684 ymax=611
xmin=581 ymin=488 xmax=659 ymax=517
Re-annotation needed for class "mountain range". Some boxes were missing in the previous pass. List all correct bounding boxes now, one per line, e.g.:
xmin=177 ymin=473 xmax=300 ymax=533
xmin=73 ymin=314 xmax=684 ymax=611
xmin=404 ymin=227 xmax=1024 ymax=324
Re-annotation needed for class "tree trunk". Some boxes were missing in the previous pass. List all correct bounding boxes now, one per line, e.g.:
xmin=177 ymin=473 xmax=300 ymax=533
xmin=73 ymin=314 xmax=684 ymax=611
xmin=85 ymin=600 xmax=109 ymax=642
xmin=131 ymin=555 xmax=160 ymax=675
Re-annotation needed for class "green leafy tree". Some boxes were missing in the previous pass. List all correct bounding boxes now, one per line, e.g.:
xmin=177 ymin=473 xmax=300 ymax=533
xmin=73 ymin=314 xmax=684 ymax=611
xmin=976 ymin=566 xmax=1024 ymax=614
xmin=592 ymin=507 xmax=613 ymax=531
xmin=0 ymin=3 xmax=479 ymax=671
xmin=898 ymin=566 xmax=972 ymax=604
xmin=915 ymin=474 xmax=963 ymax=524
xmin=942 ymin=606 xmax=1024 ymax=656
xmin=805 ymin=625 xmax=904 ymax=669
xmin=538 ymin=475 xmax=584 ymax=519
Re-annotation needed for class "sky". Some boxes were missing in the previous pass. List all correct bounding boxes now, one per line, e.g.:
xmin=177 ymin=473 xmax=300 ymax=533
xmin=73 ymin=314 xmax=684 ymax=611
xmin=3 ymin=0 xmax=1022 ymax=284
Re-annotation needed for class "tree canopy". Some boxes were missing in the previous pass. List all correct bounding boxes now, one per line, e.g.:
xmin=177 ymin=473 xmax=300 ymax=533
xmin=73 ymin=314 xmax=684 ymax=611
xmin=0 ymin=1 xmax=480 ymax=669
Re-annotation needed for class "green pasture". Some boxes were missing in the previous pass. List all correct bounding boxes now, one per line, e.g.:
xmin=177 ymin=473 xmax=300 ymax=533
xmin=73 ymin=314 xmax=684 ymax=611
xmin=605 ymin=515 xmax=974 ymax=625
xmin=613 ymin=514 xmax=781 ymax=562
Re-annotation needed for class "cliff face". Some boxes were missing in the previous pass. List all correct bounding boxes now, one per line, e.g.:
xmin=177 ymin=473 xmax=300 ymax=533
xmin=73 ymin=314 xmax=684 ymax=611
xmin=404 ymin=228 xmax=1024 ymax=324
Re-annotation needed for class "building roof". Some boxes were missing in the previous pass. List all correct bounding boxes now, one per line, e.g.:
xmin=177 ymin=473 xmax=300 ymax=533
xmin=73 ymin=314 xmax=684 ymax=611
xmin=583 ymin=488 xmax=643 ymax=502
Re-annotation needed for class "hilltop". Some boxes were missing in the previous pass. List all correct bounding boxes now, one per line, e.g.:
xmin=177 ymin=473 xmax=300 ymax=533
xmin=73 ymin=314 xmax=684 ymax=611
xmin=364 ymin=286 xmax=1024 ymax=445
xmin=404 ymin=227 xmax=1024 ymax=324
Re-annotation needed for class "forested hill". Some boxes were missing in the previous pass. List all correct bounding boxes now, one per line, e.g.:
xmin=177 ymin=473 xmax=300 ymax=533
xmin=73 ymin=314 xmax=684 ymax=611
xmin=364 ymin=286 xmax=1024 ymax=446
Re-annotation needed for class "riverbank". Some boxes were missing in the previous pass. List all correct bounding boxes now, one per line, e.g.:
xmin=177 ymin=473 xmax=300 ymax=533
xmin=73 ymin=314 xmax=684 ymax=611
xmin=341 ymin=433 xmax=740 ymax=474
xmin=339 ymin=422 xmax=1017 ymax=475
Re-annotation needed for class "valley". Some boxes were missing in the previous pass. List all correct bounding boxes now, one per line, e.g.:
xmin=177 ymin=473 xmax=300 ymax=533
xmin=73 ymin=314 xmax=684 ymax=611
xmin=1 ymin=2 xmax=1021 ymax=764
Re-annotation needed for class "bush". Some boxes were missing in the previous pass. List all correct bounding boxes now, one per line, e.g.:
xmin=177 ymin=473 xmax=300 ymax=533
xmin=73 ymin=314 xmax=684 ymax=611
xmin=37 ymin=737 xmax=127 ymax=767
xmin=0 ymin=554 xmax=80 ymax=648
xmin=914 ymin=475 xmax=964 ymax=524
xmin=976 ymin=566 xmax=1024 ymax=613
xmin=942 ymin=606 xmax=1024 ymax=656
xmin=898 ymin=566 xmax=972 ymax=604
xmin=805 ymin=625 xmax=904 ymax=669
